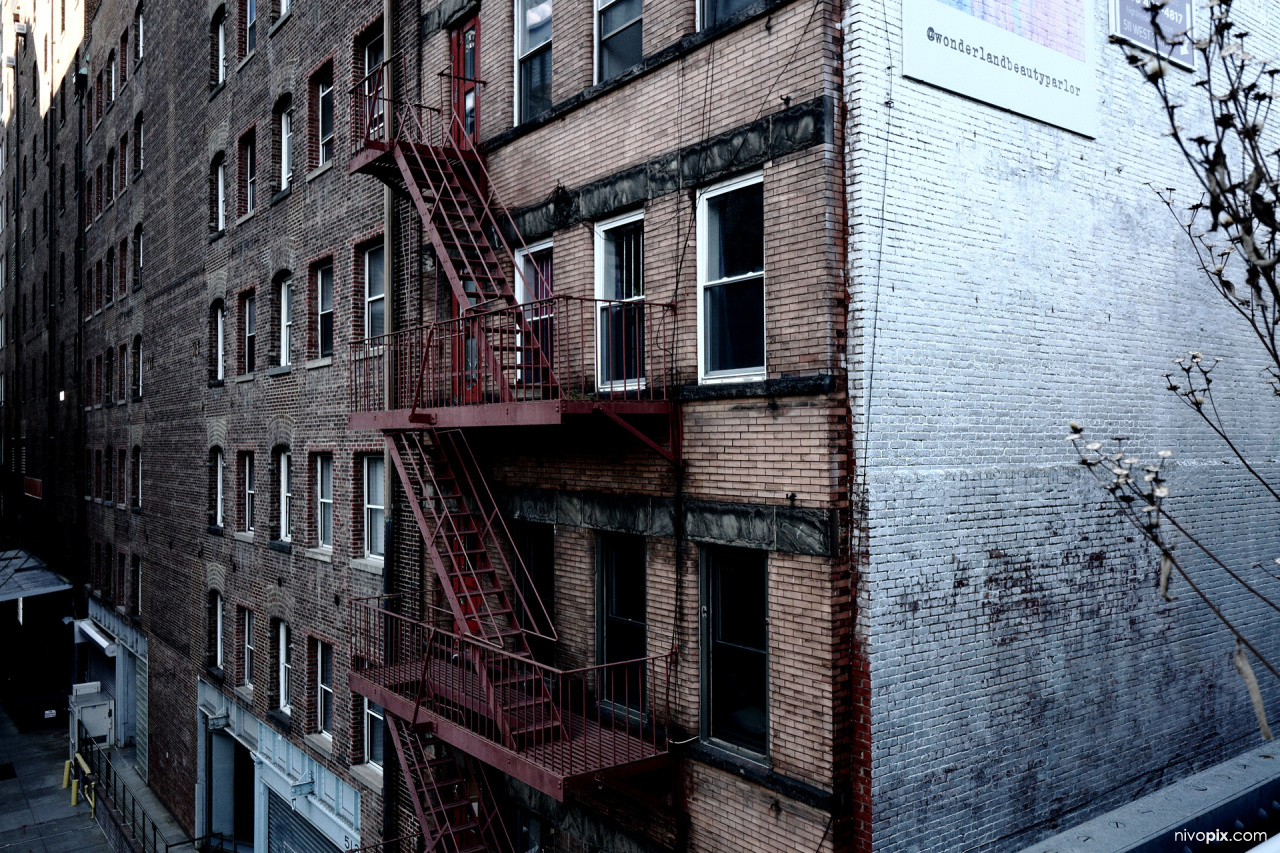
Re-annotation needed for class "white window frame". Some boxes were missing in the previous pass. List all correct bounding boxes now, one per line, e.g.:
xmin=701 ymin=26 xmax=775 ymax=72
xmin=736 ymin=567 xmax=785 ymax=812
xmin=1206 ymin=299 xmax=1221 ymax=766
xmin=215 ymin=303 xmax=225 ymax=380
xmin=244 ymin=610 xmax=255 ymax=687
xmin=245 ymin=137 xmax=256 ymax=212
xmin=513 ymin=0 xmax=553 ymax=125
xmin=363 ymin=698 xmax=384 ymax=768
xmin=134 ymin=449 xmax=142 ymax=508
xmin=278 ymin=277 xmax=291 ymax=366
xmin=216 ymin=160 xmax=226 ymax=230
xmin=245 ymin=293 xmax=256 ymax=373
xmin=696 ymin=171 xmax=766 ymax=384
xmin=213 ymin=592 xmax=224 ymax=669
xmin=244 ymin=453 xmax=255 ymax=531
xmin=514 ymin=240 xmax=553 ymax=384
xmin=593 ymin=210 xmax=645 ymax=392
xmin=364 ymin=245 xmax=385 ymax=339
xmin=279 ymin=450 xmax=291 ymax=541
xmin=364 ymin=455 xmax=384 ymax=560
xmin=216 ymin=17 xmax=227 ymax=84
xmin=317 ymin=262 xmax=334 ymax=357
xmin=280 ymin=0 xmax=291 ymax=16
xmin=215 ymin=449 xmax=225 ymax=526
xmin=317 ymin=78 xmax=334 ymax=166
xmin=593 ymin=0 xmax=642 ymax=85
xmin=317 ymin=641 xmax=333 ymax=736
xmin=246 ymin=0 xmax=257 ymax=53
xmin=317 ymin=455 xmax=333 ymax=549
xmin=278 ymin=621 xmax=291 ymax=713
xmin=279 ymin=108 xmax=292 ymax=191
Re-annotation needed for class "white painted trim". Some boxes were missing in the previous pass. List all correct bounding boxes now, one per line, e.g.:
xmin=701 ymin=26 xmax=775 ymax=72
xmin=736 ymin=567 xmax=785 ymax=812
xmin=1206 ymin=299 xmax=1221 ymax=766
xmin=593 ymin=210 xmax=646 ymax=392
xmin=695 ymin=170 xmax=766 ymax=385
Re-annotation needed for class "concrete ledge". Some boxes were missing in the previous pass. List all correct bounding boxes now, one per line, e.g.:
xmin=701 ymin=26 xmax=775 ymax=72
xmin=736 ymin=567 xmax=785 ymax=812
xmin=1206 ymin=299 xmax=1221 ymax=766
xmin=1018 ymin=740 xmax=1280 ymax=853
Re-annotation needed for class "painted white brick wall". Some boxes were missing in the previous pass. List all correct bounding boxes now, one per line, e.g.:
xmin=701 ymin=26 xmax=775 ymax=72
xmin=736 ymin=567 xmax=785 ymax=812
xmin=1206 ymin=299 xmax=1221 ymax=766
xmin=843 ymin=1 xmax=1280 ymax=850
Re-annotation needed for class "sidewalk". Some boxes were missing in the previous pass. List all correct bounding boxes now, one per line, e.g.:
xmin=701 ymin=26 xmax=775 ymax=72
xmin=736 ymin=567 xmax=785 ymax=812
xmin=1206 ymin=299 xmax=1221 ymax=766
xmin=0 ymin=707 xmax=110 ymax=853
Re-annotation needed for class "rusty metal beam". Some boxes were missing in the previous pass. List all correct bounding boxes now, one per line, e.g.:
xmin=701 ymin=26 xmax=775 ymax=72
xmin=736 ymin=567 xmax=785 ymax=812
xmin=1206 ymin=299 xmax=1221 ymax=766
xmin=593 ymin=405 xmax=675 ymax=464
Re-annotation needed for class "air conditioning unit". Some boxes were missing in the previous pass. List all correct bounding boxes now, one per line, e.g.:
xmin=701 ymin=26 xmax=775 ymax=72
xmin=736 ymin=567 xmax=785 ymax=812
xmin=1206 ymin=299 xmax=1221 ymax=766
xmin=4 ymin=57 xmax=14 ymax=69
xmin=69 ymin=681 xmax=113 ymax=753
xmin=13 ymin=22 xmax=26 ymax=37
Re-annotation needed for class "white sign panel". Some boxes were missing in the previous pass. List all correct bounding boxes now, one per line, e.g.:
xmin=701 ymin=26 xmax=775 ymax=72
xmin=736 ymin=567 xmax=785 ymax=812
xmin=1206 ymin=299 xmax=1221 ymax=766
xmin=902 ymin=0 xmax=1097 ymax=137
xmin=1111 ymin=0 xmax=1195 ymax=70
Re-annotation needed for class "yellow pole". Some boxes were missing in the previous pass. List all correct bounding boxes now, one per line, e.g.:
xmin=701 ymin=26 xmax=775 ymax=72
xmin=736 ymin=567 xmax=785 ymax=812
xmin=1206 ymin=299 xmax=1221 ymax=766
xmin=62 ymin=760 xmax=70 ymax=789
xmin=70 ymin=777 xmax=78 ymax=806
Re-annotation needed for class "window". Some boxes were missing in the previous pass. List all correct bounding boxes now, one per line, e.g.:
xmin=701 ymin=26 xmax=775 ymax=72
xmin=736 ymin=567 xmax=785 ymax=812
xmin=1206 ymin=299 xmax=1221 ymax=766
xmin=242 ymin=0 xmax=257 ymax=56
xmin=598 ymin=533 xmax=646 ymax=712
xmin=134 ymin=224 xmax=144 ymax=289
xmin=698 ymin=174 xmax=764 ymax=380
xmin=243 ymin=452 xmax=256 ymax=531
xmin=118 ymin=448 xmax=127 ymax=504
xmin=702 ymin=546 xmax=767 ymax=755
xmin=132 ymin=335 xmax=142 ymax=397
xmin=132 ymin=446 xmax=142 ymax=508
xmin=104 ymin=445 xmax=114 ymax=503
xmin=594 ymin=212 xmax=644 ymax=387
xmin=364 ymin=456 xmax=384 ymax=559
xmin=118 ymin=239 xmax=128 ymax=298
xmin=277 ymin=621 xmax=292 ymax=712
xmin=121 ymin=33 xmax=129 ymax=87
xmin=240 ymin=130 xmax=256 ymax=214
xmin=278 ymin=275 xmax=291 ymax=366
xmin=277 ymin=100 xmax=293 ymax=191
xmin=363 ymin=34 xmax=385 ymax=138
xmin=317 ymin=641 xmax=333 ymax=735
xmin=131 ymin=557 xmax=142 ymax=618
xmin=517 ymin=0 xmax=552 ymax=122
xmin=313 ymin=64 xmax=334 ymax=167
xmin=211 ymin=301 xmax=226 ymax=381
xmin=209 ymin=592 xmax=224 ymax=669
xmin=118 ymin=343 xmax=127 ymax=401
xmin=213 ymin=156 xmax=226 ymax=231
xmin=316 ymin=262 xmax=333 ymax=357
xmin=105 ymin=151 xmax=115 ymax=202
xmin=363 ymin=699 xmax=384 ymax=767
xmin=316 ymin=455 xmax=333 ymax=548
xmin=243 ymin=292 xmax=256 ymax=373
xmin=278 ymin=449 xmax=292 ymax=541
xmin=108 ymin=52 xmax=117 ymax=101
xmin=134 ymin=113 xmax=144 ymax=173
xmin=135 ymin=4 xmax=145 ymax=63
xmin=213 ymin=9 xmax=227 ymax=86
xmin=596 ymin=0 xmax=642 ymax=83
xmin=213 ymin=448 xmax=225 ymax=526
xmin=364 ymin=245 xmax=385 ymax=338
xmin=242 ymin=609 xmax=255 ymax=687
xmin=106 ymin=247 xmax=115 ymax=303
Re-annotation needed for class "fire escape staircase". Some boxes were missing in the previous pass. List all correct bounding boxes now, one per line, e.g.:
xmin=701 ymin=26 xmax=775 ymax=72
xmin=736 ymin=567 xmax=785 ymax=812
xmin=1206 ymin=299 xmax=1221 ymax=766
xmin=345 ymin=61 xmax=677 ymax=853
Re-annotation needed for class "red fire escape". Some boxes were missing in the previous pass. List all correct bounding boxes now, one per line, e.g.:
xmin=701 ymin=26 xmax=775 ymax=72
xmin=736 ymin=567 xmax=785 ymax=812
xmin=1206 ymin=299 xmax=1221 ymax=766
xmin=345 ymin=58 xmax=678 ymax=851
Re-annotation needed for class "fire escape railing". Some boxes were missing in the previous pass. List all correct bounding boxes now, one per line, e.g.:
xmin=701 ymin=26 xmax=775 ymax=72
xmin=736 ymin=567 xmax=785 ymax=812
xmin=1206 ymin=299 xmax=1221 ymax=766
xmin=351 ymin=595 xmax=675 ymax=782
xmin=350 ymin=295 xmax=676 ymax=417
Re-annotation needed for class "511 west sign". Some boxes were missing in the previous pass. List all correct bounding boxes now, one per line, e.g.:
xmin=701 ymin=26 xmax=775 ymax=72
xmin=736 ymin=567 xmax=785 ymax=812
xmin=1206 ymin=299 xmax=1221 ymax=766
xmin=1111 ymin=0 xmax=1195 ymax=70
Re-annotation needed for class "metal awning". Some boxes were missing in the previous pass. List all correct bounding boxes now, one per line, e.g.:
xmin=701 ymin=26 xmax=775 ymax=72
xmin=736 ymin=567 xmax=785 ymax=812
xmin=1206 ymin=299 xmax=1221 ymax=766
xmin=74 ymin=619 xmax=117 ymax=657
xmin=0 ymin=549 xmax=72 ymax=603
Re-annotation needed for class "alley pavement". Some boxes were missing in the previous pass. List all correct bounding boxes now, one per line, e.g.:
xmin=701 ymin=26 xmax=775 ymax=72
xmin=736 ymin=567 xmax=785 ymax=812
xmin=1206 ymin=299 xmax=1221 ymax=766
xmin=0 ymin=707 xmax=110 ymax=853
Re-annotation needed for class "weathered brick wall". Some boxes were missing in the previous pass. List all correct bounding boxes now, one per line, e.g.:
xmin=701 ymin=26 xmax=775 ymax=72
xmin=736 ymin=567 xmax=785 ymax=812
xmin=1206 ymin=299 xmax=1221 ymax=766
xmin=843 ymin=0 xmax=1280 ymax=850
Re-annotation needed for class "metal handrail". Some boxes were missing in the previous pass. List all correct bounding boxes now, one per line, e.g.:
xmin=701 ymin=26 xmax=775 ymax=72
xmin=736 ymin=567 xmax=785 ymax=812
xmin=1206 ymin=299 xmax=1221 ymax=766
xmin=76 ymin=722 xmax=191 ymax=853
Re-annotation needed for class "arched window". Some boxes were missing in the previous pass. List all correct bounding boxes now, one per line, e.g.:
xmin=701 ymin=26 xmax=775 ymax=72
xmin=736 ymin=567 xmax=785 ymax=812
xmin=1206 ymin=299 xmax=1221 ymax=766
xmin=211 ymin=7 xmax=227 ymax=87
xmin=133 ymin=224 xmax=143 ymax=289
xmin=274 ymin=271 xmax=292 ymax=367
xmin=210 ymin=447 xmax=225 ymax=526
xmin=131 ymin=445 xmax=142 ymax=509
xmin=275 ymin=445 xmax=292 ymax=542
xmin=273 ymin=95 xmax=293 ymax=193
xmin=211 ymin=153 xmax=226 ymax=232
xmin=133 ymin=112 xmax=144 ymax=172
xmin=131 ymin=334 xmax=142 ymax=398
xmin=208 ymin=591 xmax=224 ymax=669
xmin=210 ymin=300 xmax=226 ymax=382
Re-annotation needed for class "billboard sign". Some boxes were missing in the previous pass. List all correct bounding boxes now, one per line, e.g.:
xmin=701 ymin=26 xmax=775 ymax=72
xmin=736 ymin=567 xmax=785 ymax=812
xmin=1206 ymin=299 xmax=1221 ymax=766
xmin=902 ymin=0 xmax=1097 ymax=137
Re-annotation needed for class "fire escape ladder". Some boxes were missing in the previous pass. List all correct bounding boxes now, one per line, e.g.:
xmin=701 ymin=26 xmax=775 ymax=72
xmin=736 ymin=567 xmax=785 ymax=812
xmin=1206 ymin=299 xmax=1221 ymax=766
xmin=388 ymin=717 xmax=514 ymax=853
xmin=386 ymin=429 xmax=564 ymax=750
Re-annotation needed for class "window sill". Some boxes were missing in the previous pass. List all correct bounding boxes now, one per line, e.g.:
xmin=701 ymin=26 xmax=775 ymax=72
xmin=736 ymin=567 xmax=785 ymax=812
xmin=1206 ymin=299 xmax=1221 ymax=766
xmin=118 ymin=502 xmax=127 ymax=510
xmin=209 ymin=229 xmax=225 ymax=244
xmin=234 ymin=684 xmax=254 ymax=705
xmin=235 ymin=211 xmax=254 ymax=227
xmin=269 ymin=186 xmax=291 ymax=206
xmin=208 ymin=378 xmax=225 ymax=388
xmin=131 ymin=506 xmax=142 ymax=515
xmin=133 ymin=169 xmax=144 ymax=183
xmin=305 ymin=356 xmax=332 ymax=370
xmin=268 ymin=539 xmax=292 ymax=554
xmin=306 ymin=161 xmax=333 ymax=183
xmin=205 ymin=666 xmax=225 ymax=684
xmin=232 ymin=530 xmax=254 ymax=543
xmin=265 ymin=364 xmax=291 ymax=377
xmin=268 ymin=10 xmax=292 ymax=37
xmin=348 ymin=763 xmax=383 ymax=792
xmin=267 ymin=708 xmax=291 ymax=732
xmin=209 ymin=82 xmax=226 ymax=102
xmin=304 ymin=547 xmax=333 ymax=564
xmin=350 ymin=557 xmax=383 ymax=576
xmin=236 ymin=52 xmax=255 ymax=73
xmin=234 ymin=373 xmax=254 ymax=384
xmin=304 ymin=732 xmax=333 ymax=759
xmin=207 ymin=525 xmax=224 ymax=536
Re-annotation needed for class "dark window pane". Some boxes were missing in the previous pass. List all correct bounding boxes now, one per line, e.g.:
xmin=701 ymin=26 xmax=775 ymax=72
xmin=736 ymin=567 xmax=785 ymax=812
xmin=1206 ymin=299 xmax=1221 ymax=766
xmin=604 ymin=221 xmax=642 ymax=300
xmin=709 ymin=547 xmax=767 ymax=753
xmin=600 ymin=303 xmax=644 ymax=383
xmin=708 ymin=183 xmax=763 ymax=281
xmin=601 ymin=0 xmax=641 ymax=37
xmin=704 ymin=0 xmax=755 ymax=28
xmin=320 ymin=313 xmax=333 ymax=357
xmin=599 ymin=19 xmax=642 ymax=82
xmin=705 ymin=277 xmax=764 ymax=373
xmin=601 ymin=534 xmax=646 ymax=711
xmin=520 ymin=46 xmax=552 ymax=122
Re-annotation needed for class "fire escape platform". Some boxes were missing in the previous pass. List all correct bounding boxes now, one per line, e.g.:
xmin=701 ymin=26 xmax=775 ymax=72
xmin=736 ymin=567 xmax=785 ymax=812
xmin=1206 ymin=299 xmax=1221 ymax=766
xmin=348 ymin=399 xmax=672 ymax=431
xmin=349 ymin=660 xmax=671 ymax=801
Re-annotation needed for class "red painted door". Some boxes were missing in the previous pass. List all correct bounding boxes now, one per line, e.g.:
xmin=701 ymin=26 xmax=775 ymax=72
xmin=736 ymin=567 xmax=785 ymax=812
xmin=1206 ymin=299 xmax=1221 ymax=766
xmin=450 ymin=16 xmax=480 ymax=148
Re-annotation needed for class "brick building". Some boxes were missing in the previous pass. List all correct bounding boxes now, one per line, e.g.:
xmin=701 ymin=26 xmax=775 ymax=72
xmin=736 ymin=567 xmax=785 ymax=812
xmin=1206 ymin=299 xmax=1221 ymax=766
xmin=1 ymin=0 xmax=1277 ymax=851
